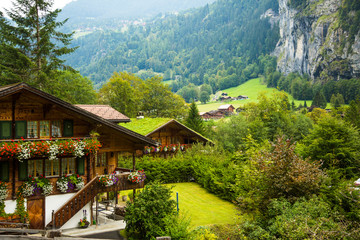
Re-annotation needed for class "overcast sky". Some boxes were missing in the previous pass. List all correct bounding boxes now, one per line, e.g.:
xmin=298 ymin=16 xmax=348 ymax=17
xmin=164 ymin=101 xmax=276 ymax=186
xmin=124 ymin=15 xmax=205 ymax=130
xmin=0 ymin=0 xmax=74 ymax=11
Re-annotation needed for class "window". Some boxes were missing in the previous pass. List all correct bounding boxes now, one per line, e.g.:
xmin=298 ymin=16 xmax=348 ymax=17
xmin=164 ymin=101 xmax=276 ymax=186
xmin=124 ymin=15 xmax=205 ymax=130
xmin=63 ymin=120 xmax=73 ymax=137
xmin=28 ymin=159 xmax=43 ymax=177
xmin=0 ymin=161 xmax=9 ymax=181
xmin=96 ymin=153 xmax=106 ymax=167
xmin=76 ymin=157 xmax=85 ymax=175
xmin=0 ymin=121 xmax=12 ymax=139
xmin=15 ymin=121 xmax=27 ymax=138
xmin=39 ymin=121 xmax=50 ymax=138
xmin=18 ymin=160 xmax=27 ymax=181
xmin=45 ymin=159 xmax=60 ymax=177
xmin=61 ymin=157 xmax=76 ymax=175
xmin=51 ymin=120 xmax=62 ymax=138
xmin=27 ymin=121 xmax=38 ymax=138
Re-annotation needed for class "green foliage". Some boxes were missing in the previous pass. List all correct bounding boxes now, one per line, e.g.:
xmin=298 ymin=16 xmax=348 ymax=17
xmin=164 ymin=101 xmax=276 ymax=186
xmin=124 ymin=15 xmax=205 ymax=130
xmin=298 ymin=116 xmax=360 ymax=178
xmin=199 ymin=91 xmax=210 ymax=104
xmin=236 ymin=136 xmax=323 ymax=215
xmin=124 ymin=182 xmax=178 ymax=240
xmin=98 ymin=72 xmax=187 ymax=118
xmin=0 ymin=0 xmax=76 ymax=88
xmin=311 ymin=90 xmax=327 ymax=109
xmin=345 ymin=97 xmax=360 ymax=129
xmin=45 ymin=70 xmax=96 ymax=104
xmin=185 ymin=102 xmax=205 ymax=135
xmin=266 ymin=197 xmax=345 ymax=239
xmin=206 ymin=114 xmax=249 ymax=152
xmin=330 ymin=93 xmax=345 ymax=109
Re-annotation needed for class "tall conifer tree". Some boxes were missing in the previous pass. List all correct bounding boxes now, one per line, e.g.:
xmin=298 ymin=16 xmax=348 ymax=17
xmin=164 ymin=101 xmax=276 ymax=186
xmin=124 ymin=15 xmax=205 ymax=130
xmin=185 ymin=101 xmax=205 ymax=135
xmin=0 ymin=0 xmax=76 ymax=89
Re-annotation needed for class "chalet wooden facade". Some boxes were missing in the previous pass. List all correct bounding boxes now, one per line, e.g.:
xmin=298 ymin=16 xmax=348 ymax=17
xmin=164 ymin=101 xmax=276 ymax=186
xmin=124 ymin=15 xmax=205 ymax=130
xmin=119 ymin=118 xmax=210 ymax=156
xmin=0 ymin=83 xmax=156 ymax=230
xmin=145 ymin=119 xmax=209 ymax=145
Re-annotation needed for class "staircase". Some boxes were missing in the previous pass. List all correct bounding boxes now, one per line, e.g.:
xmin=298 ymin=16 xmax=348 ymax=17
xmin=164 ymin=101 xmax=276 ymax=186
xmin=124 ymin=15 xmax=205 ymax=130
xmin=47 ymin=172 xmax=144 ymax=229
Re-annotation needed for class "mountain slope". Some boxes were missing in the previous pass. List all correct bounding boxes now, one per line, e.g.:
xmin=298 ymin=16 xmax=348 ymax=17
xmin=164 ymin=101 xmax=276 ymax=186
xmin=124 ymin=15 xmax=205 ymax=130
xmin=60 ymin=0 xmax=217 ymax=20
xmin=63 ymin=0 xmax=280 ymax=88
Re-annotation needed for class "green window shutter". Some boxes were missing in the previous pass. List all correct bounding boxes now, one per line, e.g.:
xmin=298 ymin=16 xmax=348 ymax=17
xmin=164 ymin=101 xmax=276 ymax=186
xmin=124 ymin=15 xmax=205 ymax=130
xmin=0 ymin=121 xmax=12 ymax=139
xmin=18 ymin=160 xmax=28 ymax=181
xmin=0 ymin=161 xmax=9 ymax=182
xmin=76 ymin=157 xmax=85 ymax=175
xmin=63 ymin=120 xmax=73 ymax=137
xmin=15 ymin=121 xmax=27 ymax=139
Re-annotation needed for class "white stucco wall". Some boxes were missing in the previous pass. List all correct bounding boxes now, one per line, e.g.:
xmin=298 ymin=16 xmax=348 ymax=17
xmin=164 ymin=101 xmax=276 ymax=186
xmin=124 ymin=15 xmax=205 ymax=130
xmin=60 ymin=202 xmax=91 ymax=230
xmin=45 ymin=193 xmax=91 ymax=230
xmin=4 ymin=199 xmax=17 ymax=214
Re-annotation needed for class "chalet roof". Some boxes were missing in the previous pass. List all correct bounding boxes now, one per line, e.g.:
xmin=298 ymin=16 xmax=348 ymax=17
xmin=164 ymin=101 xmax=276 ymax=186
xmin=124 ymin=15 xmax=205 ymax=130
xmin=120 ymin=118 xmax=212 ymax=144
xmin=218 ymin=104 xmax=234 ymax=110
xmin=75 ymin=105 xmax=130 ymax=123
xmin=119 ymin=118 xmax=172 ymax=136
xmin=0 ymin=83 xmax=156 ymax=146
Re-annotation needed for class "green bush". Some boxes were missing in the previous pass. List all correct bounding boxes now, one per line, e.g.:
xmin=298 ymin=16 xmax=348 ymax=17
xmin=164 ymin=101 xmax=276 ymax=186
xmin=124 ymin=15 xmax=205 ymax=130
xmin=124 ymin=182 xmax=179 ymax=239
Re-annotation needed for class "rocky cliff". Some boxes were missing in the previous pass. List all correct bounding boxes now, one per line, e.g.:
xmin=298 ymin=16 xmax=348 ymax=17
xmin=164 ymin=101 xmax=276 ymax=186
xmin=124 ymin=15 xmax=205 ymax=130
xmin=272 ymin=0 xmax=360 ymax=80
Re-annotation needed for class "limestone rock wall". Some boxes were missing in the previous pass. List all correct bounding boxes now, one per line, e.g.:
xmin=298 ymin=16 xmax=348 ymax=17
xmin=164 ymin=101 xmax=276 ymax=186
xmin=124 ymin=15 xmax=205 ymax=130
xmin=273 ymin=0 xmax=360 ymax=80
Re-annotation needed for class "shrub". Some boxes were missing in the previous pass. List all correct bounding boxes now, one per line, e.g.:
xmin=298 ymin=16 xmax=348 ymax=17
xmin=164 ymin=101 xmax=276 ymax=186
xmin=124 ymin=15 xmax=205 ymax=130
xmin=124 ymin=182 xmax=178 ymax=239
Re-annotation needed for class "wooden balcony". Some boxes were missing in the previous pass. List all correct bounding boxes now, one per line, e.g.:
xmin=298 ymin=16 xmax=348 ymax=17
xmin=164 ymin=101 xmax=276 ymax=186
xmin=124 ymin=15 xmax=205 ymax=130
xmin=47 ymin=171 xmax=144 ymax=229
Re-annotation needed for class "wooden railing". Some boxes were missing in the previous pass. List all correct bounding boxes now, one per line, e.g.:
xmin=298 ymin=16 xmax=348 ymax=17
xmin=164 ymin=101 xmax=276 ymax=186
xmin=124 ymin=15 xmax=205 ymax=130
xmin=46 ymin=172 xmax=144 ymax=229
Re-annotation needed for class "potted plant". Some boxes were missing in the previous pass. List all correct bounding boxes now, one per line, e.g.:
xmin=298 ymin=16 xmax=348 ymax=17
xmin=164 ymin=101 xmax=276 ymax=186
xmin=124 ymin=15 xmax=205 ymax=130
xmin=56 ymin=174 xmax=84 ymax=193
xmin=127 ymin=170 xmax=146 ymax=184
xmin=22 ymin=175 xmax=53 ymax=197
xmin=78 ymin=210 xmax=90 ymax=228
xmin=98 ymin=174 xmax=118 ymax=187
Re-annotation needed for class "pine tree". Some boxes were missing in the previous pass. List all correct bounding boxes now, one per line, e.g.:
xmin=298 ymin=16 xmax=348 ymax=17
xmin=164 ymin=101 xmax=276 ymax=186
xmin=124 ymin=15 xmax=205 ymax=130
xmin=185 ymin=101 xmax=205 ymax=135
xmin=0 ymin=0 xmax=77 ymax=89
xmin=304 ymin=100 xmax=307 ymax=108
xmin=311 ymin=91 xmax=327 ymax=109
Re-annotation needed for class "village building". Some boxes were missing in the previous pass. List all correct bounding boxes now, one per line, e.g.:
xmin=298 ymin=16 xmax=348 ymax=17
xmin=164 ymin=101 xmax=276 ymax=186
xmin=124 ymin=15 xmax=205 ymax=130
xmin=218 ymin=104 xmax=235 ymax=113
xmin=119 ymin=118 xmax=210 ymax=154
xmin=75 ymin=105 xmax=131 ymax=124
xmin=0 ymin=83 xmax=156 ymax=230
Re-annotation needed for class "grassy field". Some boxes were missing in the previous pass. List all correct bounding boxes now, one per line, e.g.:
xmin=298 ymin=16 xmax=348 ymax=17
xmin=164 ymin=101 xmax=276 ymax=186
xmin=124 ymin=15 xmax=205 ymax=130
xmin=118 ymin=182 xmax=239 ymax=228
xmin=197 ymin=78 xmax=313 ymax=112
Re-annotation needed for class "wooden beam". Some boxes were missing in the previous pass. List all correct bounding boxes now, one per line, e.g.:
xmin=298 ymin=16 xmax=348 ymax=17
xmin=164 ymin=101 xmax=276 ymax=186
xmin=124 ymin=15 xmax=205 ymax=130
xmin=12 ymin=158 xmax=16 ymax=199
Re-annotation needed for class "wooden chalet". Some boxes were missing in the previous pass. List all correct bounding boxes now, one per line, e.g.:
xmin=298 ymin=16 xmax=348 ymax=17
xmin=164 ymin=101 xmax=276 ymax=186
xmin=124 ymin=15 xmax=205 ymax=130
xmin=0 ymin=83 xmax=156 ymax=230
xmin=218 ymin=104 xmax=235 ymax=113
xmin=119 ymin=118 xmax=210 ymax=154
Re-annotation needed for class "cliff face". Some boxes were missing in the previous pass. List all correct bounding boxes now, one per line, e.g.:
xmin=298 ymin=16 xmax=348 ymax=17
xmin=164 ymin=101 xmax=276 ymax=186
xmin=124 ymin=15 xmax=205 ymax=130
xmin=273 ymin=0 xmax=360 ymax=80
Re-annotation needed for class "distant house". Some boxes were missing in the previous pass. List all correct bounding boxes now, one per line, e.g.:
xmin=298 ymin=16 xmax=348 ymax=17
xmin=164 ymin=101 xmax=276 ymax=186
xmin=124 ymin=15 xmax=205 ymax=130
xmin=75 ymin=105 xmax=130 ymax=124
xmin=219 ymin=95 xmax=232 ymax=101
xmin=200 ymin=110 xmax=225 ymax=120
xmin=218 ymin=104 xmax=235 ymax=113
xmin=120 ymin=118 xmax=210 ymax=147
xmin=237 ymin=95 xmax=249 ymax=100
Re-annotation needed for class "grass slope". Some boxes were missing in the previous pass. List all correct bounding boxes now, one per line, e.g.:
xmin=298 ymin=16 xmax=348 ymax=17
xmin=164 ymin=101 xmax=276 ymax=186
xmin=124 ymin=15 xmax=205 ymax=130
xmin=167 ymin=182 xmax=239 ymax=227
xmin=197 ymin=78 xmax=313 ymax=112
xmin=118 ymin=182 xmax=239 ymax=228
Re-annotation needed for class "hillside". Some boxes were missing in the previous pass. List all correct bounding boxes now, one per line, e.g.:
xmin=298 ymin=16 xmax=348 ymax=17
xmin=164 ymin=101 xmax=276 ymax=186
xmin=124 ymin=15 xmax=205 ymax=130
xmin=60 ymin=0 xmax=217 ymax=21
xmin=197 ymin=78 xmax=313 ymax=112
xmin=63 ymin=0 xmax=280 ymax=88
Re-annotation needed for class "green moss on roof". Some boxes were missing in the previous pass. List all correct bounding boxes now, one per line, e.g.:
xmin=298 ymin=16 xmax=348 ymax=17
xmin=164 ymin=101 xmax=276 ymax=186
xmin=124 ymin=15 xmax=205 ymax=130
xmin=119 ymin=118 xmax=172 ymax=135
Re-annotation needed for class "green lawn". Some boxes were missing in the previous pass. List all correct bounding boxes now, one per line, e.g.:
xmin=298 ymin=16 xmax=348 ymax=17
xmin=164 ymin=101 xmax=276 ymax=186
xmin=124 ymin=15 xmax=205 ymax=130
xmin=166 ymin=182 xmax=239 ymax=227
xmin=197 ymin=78 xmax=314 ymax=112
xmin=118 ymin=182 xmax=240 ymax=228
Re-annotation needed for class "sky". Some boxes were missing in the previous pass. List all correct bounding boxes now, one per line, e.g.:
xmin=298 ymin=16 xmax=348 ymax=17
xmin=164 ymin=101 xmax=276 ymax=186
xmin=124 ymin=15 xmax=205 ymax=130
xmin=0 ymin=0 xmax=75 ymax=11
